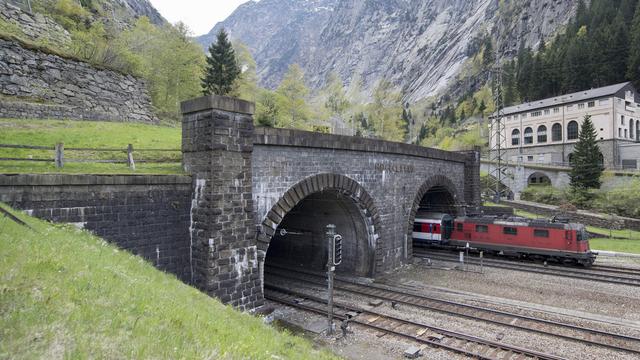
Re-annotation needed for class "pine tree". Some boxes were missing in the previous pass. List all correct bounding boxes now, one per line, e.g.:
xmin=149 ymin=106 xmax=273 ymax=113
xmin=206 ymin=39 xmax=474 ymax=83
xmin=275 ymin=64 xmax=310 ymax=128
xmin=201 ymin=29 xmax=241 ymax=96
xmin=516 ymin=45 xmax=534 ymax=101
xmin=478 ymin=100 xmax=486 ymax=118
xmin=569 ymin=115 xmax=603 ymax=189
xmin=628 ymin=1 xmax=640 ymax=88
xmin=482 ymin=37 xmax=495 ymax=69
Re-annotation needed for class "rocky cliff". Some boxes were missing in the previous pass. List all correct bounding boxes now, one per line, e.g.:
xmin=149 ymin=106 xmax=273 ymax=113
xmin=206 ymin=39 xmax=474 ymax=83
xmin=6 ymin=0 xmax=165 ymax=27
xmin=198 ymin=0 xmax=581 ymax=102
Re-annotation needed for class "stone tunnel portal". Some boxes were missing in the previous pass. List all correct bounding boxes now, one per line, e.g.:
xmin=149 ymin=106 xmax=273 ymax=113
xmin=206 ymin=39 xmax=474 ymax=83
xmin=264 ymin=189 xmax=375 ymax=280
xmin=410 ymin=178 xmax=460 ymax=254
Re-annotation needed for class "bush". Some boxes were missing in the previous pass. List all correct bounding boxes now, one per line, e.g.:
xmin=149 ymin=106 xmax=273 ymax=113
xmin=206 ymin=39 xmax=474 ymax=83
xmin=591 ymin=179 xmax=640 ymax=218
xmin=520 ymin=185 xmax=564 ymax=205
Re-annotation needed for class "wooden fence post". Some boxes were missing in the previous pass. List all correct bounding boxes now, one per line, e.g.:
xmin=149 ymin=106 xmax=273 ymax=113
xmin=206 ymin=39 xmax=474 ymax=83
xmin=54 ymin=143 xmax=64 ymax=168
xmin=127 ymin=144 xmax=135 ymax=170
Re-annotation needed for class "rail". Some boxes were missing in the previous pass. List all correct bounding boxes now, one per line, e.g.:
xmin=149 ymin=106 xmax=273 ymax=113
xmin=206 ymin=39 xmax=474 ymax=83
xmin=0 ymin=143 xmax=181 ymax=170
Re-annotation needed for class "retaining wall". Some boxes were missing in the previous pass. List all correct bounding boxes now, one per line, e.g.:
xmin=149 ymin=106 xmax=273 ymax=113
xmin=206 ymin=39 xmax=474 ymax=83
xmin=0 ymin=174 xmax=192 ymax=280
xmin=0 ymin=38 xmax=157 ymax=123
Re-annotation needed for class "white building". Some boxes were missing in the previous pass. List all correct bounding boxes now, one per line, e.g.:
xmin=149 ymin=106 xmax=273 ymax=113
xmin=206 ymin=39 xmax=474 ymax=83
xmin=490 ymin=82 xmax=640 ymax=169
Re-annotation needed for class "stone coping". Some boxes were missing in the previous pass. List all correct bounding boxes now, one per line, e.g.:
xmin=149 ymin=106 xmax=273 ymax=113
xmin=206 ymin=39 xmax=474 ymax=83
xmin=180 ymin=95 xmax=255 ymax=115
xmin=253 ymin=127 xmax=470 ymax=163
xmin=0 ymin=174 xmax=192 ymax=186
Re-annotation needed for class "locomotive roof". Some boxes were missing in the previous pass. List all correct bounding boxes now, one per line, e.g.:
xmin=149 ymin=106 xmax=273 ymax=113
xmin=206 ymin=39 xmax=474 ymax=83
xmin=457 ymin=215 xmax=583 ymax=230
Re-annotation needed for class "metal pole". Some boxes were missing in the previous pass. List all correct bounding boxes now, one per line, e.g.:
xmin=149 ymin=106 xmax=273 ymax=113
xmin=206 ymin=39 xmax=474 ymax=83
xmin=326 ymin=224 xmax=336 ymax=335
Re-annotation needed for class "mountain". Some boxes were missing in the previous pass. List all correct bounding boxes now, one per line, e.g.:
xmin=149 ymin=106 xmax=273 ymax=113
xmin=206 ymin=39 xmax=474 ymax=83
xmin=6 ymin=0 xmax=165 ymax=27
xmin=198 ymin=0 xmax=582 ymax=102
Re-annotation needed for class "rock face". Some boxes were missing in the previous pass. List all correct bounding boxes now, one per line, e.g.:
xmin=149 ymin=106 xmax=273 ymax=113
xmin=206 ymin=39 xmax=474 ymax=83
xmin=0 ymin=39 xmax=158 ymax=123
xmin=0 ymin=2 xmax=71 ymax=48
xmin=198 ymin=0 xmax=581 ymax=101
xmin=5 ymin=0 xmax=165 ymax=28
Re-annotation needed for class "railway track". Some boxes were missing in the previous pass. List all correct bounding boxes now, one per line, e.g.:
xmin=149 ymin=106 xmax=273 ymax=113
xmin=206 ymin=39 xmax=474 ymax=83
xmin=265 ymin=265 xmax=640 ymax=355
xmin=265 ymin=284 xmax=564 ymax=360
xmin=414 ymin=249 xmax=640 ymax=287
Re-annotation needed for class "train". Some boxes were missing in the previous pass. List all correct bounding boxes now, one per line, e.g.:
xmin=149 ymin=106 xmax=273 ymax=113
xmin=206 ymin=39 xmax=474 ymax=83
xmin=413 ymin=211 xmax=597 ymax=266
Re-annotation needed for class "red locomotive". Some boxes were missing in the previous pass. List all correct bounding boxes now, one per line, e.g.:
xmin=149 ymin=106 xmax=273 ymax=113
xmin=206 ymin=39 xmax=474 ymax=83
xmin=413 ymin=211 xmax=596 ymax=266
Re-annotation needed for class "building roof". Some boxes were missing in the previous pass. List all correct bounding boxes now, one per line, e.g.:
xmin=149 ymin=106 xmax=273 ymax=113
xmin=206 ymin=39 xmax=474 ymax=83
xmin=498 ymin=82 xmax=634 ymax=116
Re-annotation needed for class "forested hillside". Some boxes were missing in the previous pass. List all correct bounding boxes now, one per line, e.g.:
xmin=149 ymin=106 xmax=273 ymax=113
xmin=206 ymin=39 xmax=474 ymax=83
xmin=502 ymin=0 xmax=640 ymax=105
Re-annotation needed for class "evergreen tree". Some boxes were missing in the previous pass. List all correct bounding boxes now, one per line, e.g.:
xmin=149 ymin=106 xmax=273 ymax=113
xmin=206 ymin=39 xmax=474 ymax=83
xmin=569 ymin=115 xmax=603 ymax=189
xmin=502 ymin=60 xmax=517 ymax=106
xmin=628 ymin=1 xmax=640 ymax=88
xmin=255 ymin=90 xmax=279 ymax=127
xmin=478 ymin=100 xmax=487 ymax=118
xmin=201 ymin=29 xmax=241 ymax=96
xmin=563 ymin=28 xmax=591 ymax=93
xmin=234 ymin=41 xmax=258 ymax=102
xmin=323 ymin=72 xmax=350 ymax=116
xmin=275 ymin=64 xmax=310 ymax=128
xmin=482 ymin=37 xmax=495 ymax=69
xmin=516 ymin=45 xmax=534 ymax=101
xmin=368 ymin=80 xmax=405 ymax=141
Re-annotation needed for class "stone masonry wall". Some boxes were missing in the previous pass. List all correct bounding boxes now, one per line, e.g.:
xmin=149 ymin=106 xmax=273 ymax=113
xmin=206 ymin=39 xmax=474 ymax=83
xmin=0 ymin=174 xmax=192 ymax=280
xmin=0 ymin=2 xmax=71 ymax=48
xmin=0 ymin=39 xmax=157 ymax=123
xmin=251 ymin=127 xmax=476 ymax=273
xmin=181 ymin=95 xmax=261 ymax=310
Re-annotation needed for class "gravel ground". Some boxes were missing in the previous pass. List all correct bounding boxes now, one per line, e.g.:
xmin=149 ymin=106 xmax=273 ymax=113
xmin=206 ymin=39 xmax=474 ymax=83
xmin=385 ymin=256 xmax=640 ymax=322
xmin=264 ymin=254 xmax=640 ymax=359
xmin=264 ymin=299 xmax=462 ymax=360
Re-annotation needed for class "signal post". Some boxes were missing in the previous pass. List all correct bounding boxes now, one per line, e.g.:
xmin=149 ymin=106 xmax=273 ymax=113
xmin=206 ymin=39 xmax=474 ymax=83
xmin=326 ymin=224 xmax=342 ymax=335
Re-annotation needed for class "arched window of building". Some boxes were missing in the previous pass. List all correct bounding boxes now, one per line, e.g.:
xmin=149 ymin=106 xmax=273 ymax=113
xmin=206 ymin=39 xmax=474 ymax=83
xmin=552 ymin=123 xmax=562 ymax=141
xmin=631 ymin=120 xmax=635 ymax=140
xmin=524 ymin=127 xmax=533 ymax=144
xmin=537 ymin=125 xmax=547 ymax=143
xmin=636 ymin=120 xmax=639 ymax=142
xmin=511 ymin=129 xmax=520 ymax=146
xmin=567 ymin=121 xmax=579 ymax=140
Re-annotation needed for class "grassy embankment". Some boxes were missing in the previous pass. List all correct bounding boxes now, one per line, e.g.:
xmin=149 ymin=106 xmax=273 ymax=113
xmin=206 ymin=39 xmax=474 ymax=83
xmin=0 ymin=203 xmax=337 ymax=359
xmin=0 ymin=119 xmax=183 ymax=174
xmin=485 ymin=202 xmax=640 ymax=254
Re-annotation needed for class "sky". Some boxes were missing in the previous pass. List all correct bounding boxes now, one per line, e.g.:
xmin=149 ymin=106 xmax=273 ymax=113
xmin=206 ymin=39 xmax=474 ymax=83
xmin=148 ymin=0 xmax=251 ymax=36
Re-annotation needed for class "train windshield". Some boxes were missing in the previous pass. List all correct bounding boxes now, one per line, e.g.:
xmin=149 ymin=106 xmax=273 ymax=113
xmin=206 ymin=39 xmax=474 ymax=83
xmin=577 ymin=229 xmax=589 ymax=241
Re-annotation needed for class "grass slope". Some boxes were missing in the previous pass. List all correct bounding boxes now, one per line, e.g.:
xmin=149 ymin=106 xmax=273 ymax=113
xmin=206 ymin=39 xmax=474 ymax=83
xmin=0 ymin=204 xmax=337 ymax=359
xmin=0 ymin=119 xmax=182 ymax=174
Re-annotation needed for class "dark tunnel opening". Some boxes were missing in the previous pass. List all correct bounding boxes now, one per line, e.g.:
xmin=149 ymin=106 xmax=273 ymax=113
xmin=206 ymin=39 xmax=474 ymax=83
xmin=264 ymin=190 xmax=373 ymax=283
xmin=418 ymin=186 xmax=457 ymax=214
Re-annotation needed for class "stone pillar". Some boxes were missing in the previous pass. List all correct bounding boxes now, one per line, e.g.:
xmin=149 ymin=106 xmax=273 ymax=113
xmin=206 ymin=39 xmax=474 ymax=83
xmin=459 ymin=147 xmax=481 ymax=212
xmin=181 ymin=95 xmax=262 ymax=310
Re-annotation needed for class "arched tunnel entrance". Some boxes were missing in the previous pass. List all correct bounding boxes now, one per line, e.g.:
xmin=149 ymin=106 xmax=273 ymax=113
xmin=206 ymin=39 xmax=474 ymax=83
xmin=527 ymin=172 xmax=551 ymax=186
xmin=264 ymin=189 xmax=375 ymax=283
xmin=418 ymin=185 xmax=458 ymax=214
xmin=410 ymin=177 xmax=460 ymax=255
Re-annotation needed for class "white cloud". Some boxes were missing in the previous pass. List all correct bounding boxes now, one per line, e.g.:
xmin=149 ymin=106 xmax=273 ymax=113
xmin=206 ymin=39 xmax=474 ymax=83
xmin=148 ymin=0 xmax=251 ymax=36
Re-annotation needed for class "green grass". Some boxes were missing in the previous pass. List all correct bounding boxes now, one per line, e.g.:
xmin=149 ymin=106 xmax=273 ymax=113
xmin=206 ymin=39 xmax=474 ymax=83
xmin=0 ymin=203 xmax=338 ymax=359
xmin=589 ymin=238 xmax=640 ymax=254
xmin=0 ymin=119 xmax=183 ymax=174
